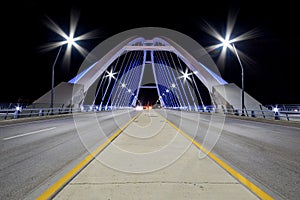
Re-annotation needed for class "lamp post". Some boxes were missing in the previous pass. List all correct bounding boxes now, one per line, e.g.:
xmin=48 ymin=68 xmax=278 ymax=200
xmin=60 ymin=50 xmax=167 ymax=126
xmin=200 ymin=13 xmax=260 ymax=116
xmin=220 ymin=40 xmax=246 ymax=116
xmin=49 ymin=37 xmax=76 ymax=113
xmin=231 ymin=43 xmax=245 ymax=116
xmin=43 ymin=14 xmax=99 ymax=113
xmin=50 ymin=45 xmax=63 ymax=113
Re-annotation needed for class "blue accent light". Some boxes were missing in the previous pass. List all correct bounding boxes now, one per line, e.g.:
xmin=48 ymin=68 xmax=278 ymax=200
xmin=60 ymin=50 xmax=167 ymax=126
xmin=68 ymin=62 xmax=98 ymax=84
xmin=199 ymin=63 xmax=228 ymax=85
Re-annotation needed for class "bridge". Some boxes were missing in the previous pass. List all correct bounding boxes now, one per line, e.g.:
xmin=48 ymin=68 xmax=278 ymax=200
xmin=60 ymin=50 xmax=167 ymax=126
xmin=0 ymin=28 xmax=299 ymax=200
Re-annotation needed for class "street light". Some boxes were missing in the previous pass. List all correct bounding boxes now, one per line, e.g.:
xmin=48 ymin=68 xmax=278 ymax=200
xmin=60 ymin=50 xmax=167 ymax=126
xmin=41 ymin=12 xmax=100 ymax=113
xmin=220 ymin=39 xmax=246 ymax=115
xmin=201 ymin=13 xmax=260 ymax=116
xmin=50 ymin=37 xmax=76 ymax=112
xmin=232 ymin=43 xmax=245 ymax=115
xmin=50 ymin=45 xmax=62 ymax=111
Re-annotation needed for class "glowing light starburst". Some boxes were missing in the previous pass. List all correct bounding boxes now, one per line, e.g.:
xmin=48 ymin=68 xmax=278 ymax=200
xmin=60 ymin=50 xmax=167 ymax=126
xmin=178 ymin=69 xmax=193 ymax=82
xmin=39 ymin=9 xmax=100 ymax=67
xmin=105 ymin=69 xmax=117 ymax=80
xmin=201 ymin=11 xmax=261 ymax=69
xmin=121 ymin=83 xmax=126 ymax=88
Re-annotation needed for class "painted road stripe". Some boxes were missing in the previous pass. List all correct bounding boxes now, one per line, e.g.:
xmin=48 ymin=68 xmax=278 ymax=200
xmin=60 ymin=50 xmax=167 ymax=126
xmin=160 ymin=114 xmax=274 ymax=200
xmin=36 ymin=112 xmax=141 ymax=200
xmin=2 ymin=127 xmax=56 ymax=140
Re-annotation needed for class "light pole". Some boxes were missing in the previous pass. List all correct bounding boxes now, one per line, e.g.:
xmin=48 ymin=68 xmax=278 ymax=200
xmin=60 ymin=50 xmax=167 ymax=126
xmin=220 ymin=40 xmax=246 ymax=116
xmin=43 ymin=13 xmax=99 ymax=113
xmin=50 ymin=45 xmax=63 ymax=113
xmin=232 ymin=43 xmax=245 ymax=116
xmin=49 ymin=37 xmax=76 ymax=113
xmin=200 ymin=14 xmax=260 ymax=116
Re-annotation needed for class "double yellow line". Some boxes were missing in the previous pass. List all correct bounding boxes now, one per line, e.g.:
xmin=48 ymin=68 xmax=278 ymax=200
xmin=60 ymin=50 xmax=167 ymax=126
xmin=37 ymin=112 xmax=140 ymax=200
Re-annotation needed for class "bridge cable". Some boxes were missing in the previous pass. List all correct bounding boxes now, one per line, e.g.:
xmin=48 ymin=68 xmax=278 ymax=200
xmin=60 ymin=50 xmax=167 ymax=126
xmin=156 ymin=51 xmax=179 ymax=108
xmin=190 ymin=72 xmax=205 ymax=109
xmin=122 ymin=51 xmax=141 ymax=107
xmin=167 ymin=50 xmax=191 ymax=109
xmin=130 ymin=51 xmax=145 ymax=106
xmin=111 ymin=50 xmax=134 ymax=108
xmin=150 ymin=51 xmax=165 ymax=107
xmin=108 ymin=52 xmax=132 ymax=106
xmin=174 ymin=52 xmax=198 ymax=111
xmin=100 ymin=50 xmax=128 ymax=110
xmin=168 ymin=51 xmax=191 ymax=110
xmin=154 ymin=51 xmax=173 ymax=107
xmin=159 ymin=51 xmax=183 ymax=108
xmin=113 ymin=50 xmax=142 ymax=108
xmin=92 ymin=70 xmax=106 ymax=108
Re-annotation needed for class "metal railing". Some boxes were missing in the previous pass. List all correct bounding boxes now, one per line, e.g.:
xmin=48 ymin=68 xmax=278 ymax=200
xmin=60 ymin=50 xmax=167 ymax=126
xmin=167 ymin=104 xmax=300 ymax=122
xmin=0 ymin=103 xmax=132 ymax=121
xmin=264 ymin=104 xmax=300 ymax=121
xmin=1 ymin=102 xmax=300 ymax=122
xmin=0 ymin=106 xmax=79 ymax=120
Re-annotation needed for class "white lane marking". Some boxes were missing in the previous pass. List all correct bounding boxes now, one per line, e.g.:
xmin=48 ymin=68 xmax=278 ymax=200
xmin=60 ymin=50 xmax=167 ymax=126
xmin=2 ymin=127 xmax=56 ymax=140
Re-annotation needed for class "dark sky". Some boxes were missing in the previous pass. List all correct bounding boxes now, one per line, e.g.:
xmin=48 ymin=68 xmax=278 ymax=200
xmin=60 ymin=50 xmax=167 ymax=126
xmin=1 ymin=1 xmax=299 ymax=105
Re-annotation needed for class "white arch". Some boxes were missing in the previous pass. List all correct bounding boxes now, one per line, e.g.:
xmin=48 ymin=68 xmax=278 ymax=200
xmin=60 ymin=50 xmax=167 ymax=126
xmin=71 ymin=36 xmax=226 ymax=94
xmin=34 ymin=27 xmax=264 ymax=112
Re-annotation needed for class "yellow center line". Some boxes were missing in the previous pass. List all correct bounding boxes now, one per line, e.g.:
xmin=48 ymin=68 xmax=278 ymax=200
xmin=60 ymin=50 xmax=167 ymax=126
xmin=159 ymin=112 xmax=274 ymax=200
xmin=37 ymin=112 xmax=141 ymax=200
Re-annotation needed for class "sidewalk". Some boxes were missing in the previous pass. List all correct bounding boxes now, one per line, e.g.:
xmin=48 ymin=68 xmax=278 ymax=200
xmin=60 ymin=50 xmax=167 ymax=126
xmin=53 ymin=110 xmax=259 ymax=200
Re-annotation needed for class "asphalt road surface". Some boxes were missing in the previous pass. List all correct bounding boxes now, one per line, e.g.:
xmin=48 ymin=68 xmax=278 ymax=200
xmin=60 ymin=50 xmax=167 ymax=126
xmin=158 ymin=109 xmax=300 ymax=200
xmin=0 ymin=110 xmax=137 ymax=200
xmin=0 ymin=109 xmax=299 ymax=200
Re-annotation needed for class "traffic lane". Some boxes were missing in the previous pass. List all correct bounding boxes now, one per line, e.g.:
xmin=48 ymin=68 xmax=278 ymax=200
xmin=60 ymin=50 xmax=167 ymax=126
xmin=0 ymin=119 xmax=86 ymax=199
xmin=0 ymin=111 xmax=132 ymax=170
xmin=162 ymin=110 xmax=300 ymax=158
xmin=0 ymin=110 xmax=136 ymax=200
xmin=160 ymin=110 xmax=300 ymax=200
xmin=0 ymin=110 xmax=132 ymax=140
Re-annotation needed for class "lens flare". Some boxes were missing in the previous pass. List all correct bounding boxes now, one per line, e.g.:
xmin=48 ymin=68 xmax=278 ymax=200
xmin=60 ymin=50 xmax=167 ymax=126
xmin=201 ymin=11 xmax=261 ymax=70
xmin=39 ymin=9 xmax=101 ymax=67
xmin=178 ymin=69 xmax=193 ymax=83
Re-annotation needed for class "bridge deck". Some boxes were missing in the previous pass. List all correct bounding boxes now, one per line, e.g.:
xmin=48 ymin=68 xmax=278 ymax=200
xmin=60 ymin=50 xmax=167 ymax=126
xmin=52 ymin=110 xmax=258 ymax=199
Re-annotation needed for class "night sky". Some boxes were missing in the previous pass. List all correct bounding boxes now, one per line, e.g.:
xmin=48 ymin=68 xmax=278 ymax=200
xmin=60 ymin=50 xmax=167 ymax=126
xmin=1 ymin=1 xmax=299 ymax=106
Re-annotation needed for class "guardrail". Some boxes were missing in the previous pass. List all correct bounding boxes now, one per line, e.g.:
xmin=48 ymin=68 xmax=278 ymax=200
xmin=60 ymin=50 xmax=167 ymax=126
xmin=0 ymin=107 xmax=79 ymax=120
xmin=0 ymin=103 xmax=132 ymax=121
xmin=264 ymin=104 xmax=300 ymax=121
xmin=221 ymin=108 xmax=300 ymax=121
xmin=1 ymin=103 xmax=299 ymax=122
xmin=167 ymin=105 xmax=300 ymax=122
